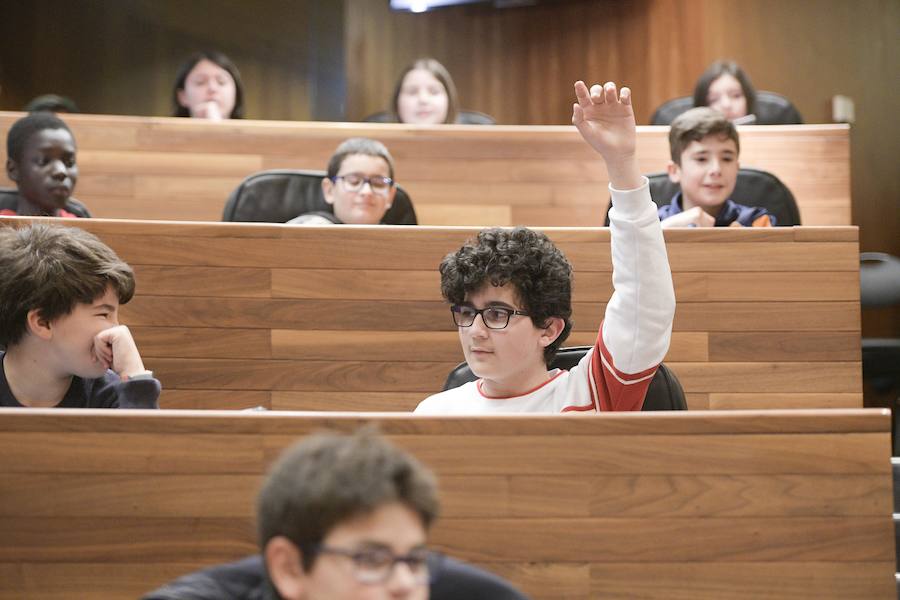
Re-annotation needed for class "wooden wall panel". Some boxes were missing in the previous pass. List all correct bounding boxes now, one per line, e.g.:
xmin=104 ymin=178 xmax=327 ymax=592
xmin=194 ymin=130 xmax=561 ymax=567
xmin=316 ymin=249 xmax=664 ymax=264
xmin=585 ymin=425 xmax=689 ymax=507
xmin=0 ymin=409 xmax=894 ymax=600
xmin=0 ymin=218 xmax=861 ymax=411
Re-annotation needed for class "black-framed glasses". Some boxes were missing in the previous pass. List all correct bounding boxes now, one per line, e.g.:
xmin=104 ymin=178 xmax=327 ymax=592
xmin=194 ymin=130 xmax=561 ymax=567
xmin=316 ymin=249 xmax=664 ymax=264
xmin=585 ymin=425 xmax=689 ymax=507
xmin=450 ymin=304 xmax=530 ymax=330
xmin=331 ymin=173 xmax=394 ymax=195
xmin=311 ymin=544 xmax=443 ymax=585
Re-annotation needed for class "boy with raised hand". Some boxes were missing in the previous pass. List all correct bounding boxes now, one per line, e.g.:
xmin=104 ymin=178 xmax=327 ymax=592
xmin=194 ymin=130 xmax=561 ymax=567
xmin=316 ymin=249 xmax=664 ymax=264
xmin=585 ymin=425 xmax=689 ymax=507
xmin=0 ymin=224 xmax=159 ymax=408
xmin=415 ymin=81 xmax=675 ymax=414
xmin=658 ymin=107 xmax=774 ymax=228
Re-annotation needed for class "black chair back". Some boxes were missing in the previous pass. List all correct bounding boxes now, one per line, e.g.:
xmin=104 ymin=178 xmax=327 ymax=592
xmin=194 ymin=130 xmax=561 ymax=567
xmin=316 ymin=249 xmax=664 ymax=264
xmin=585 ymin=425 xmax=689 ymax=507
xmin=442 ymin=346 xmax=687 ymax=411
xmin=650 ymin=91 xmax=803 ymax=125
xmin=362 ymin=109 xmax=497 ymax=125
xmin=604 ymin=168 xmax=801 ymax=227
xmin=222 ymin=169 xmax=417 ymax=224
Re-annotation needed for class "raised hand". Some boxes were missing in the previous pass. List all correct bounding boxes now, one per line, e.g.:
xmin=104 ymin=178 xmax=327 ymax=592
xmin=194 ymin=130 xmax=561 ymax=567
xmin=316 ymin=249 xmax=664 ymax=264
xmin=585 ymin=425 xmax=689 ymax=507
xmin=573 ymin=80 xmax=641 ymax=190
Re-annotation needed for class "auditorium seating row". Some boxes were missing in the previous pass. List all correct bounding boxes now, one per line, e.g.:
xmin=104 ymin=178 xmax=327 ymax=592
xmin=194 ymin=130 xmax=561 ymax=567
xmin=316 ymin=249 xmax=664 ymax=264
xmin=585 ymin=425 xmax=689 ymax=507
xmin=0 ymin=217 xmax=864 ymax=412
xmin=0 ymin=113 xmax=851 ymax=227
xmin=1 ymin=114 xmax=877 ymax=600
xmin=0 ymin=408 xmax=893 ymax=600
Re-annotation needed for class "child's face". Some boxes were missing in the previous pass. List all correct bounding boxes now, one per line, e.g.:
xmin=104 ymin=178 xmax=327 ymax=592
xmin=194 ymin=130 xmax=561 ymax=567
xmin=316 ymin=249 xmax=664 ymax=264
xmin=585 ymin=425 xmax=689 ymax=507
xmin=457 ymin=283 xmax=551 ymax=391
xmin=45 ymin=287 xmax=120 ymax=379
xmin=323 ymin=154 xmax=396 ymax=224
xmin=669 ymin=135 xmax=739 ymax=215
xmin=706 ymin=74 xmax=748 ymax=120
xmin=8 ymin=128 xmax=78 ymax=214
xmin=397 ymin=68 xmax=449 ymax=125
xmin=177 ymin=59 xmax=237 ymax=119
xmin=271 ymin=501 xmax=429 ymax=600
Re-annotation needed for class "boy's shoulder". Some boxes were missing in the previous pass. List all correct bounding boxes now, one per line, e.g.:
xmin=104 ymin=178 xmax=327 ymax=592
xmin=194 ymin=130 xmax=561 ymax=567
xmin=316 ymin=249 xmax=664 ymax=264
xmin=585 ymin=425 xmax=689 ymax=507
xmin=0 ymin=190 xmax=91 ymax=218
xmin=63 ymin=197 xmax=92 ymax=218
xmin=415 ymin=381 xmax=480 ymax=414
xmin=718 ymin=199 xmax=775 ymax=227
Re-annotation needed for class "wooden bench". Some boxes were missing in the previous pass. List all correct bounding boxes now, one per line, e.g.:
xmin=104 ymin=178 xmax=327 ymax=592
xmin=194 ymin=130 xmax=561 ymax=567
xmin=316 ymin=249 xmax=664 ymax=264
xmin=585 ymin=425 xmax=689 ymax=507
xmin=0 ymin=408 xmax=893 ymax=600
xmin=0 ymin=217 xmax=862 ymax=411
xmin=0 ymin=113 xmax=851 ymax=226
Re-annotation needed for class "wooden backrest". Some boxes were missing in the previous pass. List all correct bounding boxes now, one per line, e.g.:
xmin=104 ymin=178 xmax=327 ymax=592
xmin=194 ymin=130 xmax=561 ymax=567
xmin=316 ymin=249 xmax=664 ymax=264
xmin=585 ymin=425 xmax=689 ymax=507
xmin=0 ymin=217 xmax=862 ymax=411
xmin=0 ymin=408 xmax=893 ymax=600
xmin=0 ymin=112 xmax=851 ymax=226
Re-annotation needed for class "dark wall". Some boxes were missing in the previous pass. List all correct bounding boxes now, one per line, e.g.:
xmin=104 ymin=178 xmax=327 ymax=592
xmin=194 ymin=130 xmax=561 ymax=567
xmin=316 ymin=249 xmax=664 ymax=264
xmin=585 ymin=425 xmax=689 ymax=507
xmin=0 ymin=0 xmax=344 ymax=120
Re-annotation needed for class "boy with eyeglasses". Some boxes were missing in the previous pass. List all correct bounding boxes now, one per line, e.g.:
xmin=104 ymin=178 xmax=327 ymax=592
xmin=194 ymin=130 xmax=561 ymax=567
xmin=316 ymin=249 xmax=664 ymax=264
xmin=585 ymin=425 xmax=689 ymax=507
xmin=288 ymin=137 xmax=397 ymax=225
xmin=143 ymin=428 xmax=528 ymax=600
xmin=415 ymin=81 xmax=675 ymax=414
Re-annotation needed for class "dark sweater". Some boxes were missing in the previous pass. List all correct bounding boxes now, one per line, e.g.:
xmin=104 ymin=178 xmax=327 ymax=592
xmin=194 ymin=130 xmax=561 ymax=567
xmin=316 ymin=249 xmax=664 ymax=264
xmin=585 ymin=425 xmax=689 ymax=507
xmin=0 ymin=351 xmax=160 ymax=408
xmin=142 ymin=554 xmax=530 ymax=600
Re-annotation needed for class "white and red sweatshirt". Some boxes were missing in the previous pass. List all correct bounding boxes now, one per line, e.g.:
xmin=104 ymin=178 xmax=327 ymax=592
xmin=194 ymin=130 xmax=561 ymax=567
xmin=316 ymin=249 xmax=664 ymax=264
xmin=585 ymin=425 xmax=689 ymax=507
xmin=415 ymin=178 xmax=675 ymax=414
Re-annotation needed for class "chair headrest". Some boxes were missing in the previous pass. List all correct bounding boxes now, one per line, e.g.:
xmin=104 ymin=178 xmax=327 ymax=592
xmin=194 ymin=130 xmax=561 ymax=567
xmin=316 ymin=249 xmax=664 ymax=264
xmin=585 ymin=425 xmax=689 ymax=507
xmin=362 ymin=110 xmax=496 ymax=125
xmin=650 ymin=92 xmax=803 ymax=125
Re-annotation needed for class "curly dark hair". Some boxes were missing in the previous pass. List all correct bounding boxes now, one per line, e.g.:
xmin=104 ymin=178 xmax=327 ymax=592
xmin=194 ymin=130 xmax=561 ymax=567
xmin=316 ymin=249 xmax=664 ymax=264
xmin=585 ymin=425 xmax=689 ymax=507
xmin=440 ymin=227 xmax=573 ymax=365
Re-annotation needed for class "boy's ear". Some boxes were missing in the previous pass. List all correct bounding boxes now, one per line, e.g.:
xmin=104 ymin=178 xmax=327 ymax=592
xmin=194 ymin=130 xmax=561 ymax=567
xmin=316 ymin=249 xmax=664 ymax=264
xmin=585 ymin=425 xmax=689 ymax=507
xmin=26 ymin=309 xmax=54 ymax=341
xmin=6 ymin=158 xmax=19 ymax=182
xmin=666 ymin=160 xmax=681 ymax=183
xmin=264 ymin=536 xmax=307 ymax=600
xmin=538 ymin=316 xmax=566 ymax=348
xmin=321 ymin=177 xmax=335 ymax=206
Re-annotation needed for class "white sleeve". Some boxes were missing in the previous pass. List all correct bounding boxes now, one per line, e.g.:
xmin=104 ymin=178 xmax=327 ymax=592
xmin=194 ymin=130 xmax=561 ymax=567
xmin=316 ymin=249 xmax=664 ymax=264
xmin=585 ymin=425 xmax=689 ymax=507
xmin=601 ymin=177 xmax=675 ymax=374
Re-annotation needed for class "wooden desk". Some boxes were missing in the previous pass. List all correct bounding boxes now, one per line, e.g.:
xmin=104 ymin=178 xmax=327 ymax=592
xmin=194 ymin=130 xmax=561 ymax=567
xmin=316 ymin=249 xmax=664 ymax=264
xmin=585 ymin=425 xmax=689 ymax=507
xmin=0 ymin=218 xmax=863 ymax=411
xmin=0 ymin=409 xmax=893 ymax=600
xmin=0 ymin=113 xmax=851 ymax=226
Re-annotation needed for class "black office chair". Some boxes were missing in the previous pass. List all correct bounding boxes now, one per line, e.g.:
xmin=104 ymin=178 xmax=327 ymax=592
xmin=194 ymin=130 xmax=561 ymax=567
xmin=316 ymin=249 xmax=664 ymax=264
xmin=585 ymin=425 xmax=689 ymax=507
xmin=604 ymin=168 xmax=800 ymax=227
xmin=443 ymin=346 xmax=687 ymax=411
xmin=222 ymin=169 xmax=417 ymax=224
xmin=362 ymin=109 xmax=497 ymax=125
xmin=650 ymin=91 xmax=804 ymax=126
xmin=860 ymin=253 xmax=900 ymax=454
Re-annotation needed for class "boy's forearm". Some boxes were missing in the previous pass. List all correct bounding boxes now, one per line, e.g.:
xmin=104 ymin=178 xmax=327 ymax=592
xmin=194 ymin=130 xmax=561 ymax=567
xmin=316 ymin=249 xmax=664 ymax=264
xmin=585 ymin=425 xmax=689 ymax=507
xmin=604 ymin=184 xmax=675 ymax=373
xmin=605 ymin=153 xmax=643 ymax=191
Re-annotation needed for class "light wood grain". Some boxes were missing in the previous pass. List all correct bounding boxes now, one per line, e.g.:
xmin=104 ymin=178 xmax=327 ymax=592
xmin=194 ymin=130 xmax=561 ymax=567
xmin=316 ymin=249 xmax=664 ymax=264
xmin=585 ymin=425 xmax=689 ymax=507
xmin=0 ymin=113 xmax=851 ymax=227
xmin=0 ymin=410 xmax=892 ymax=600
xmin=0 ymin=218 xmax=863 ymax=410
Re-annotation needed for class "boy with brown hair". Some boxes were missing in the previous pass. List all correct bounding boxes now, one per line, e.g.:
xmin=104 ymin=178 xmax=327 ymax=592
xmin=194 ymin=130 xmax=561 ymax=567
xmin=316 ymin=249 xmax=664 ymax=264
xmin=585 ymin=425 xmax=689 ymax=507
xmin=658 ymin=107 xmax=774 ymax=228
xmin=144 ymin=428 xmax=528 ymax=600
xmin=0 ymin=223 xmax=159 ymax=408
